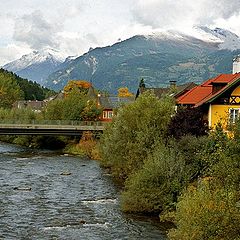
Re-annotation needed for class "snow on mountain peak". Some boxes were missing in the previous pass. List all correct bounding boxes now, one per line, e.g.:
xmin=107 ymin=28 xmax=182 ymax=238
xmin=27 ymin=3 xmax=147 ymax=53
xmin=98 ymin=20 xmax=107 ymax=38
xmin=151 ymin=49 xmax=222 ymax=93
xmin=141 ymin=26 xmax=240 ymax=51
xmin=143 ymin=30 xmax=187 ymax=42
xmin=191 ymin=26 xmax=240 ymax=50
xmin=3 ymin=48 xmax=65 ymax=72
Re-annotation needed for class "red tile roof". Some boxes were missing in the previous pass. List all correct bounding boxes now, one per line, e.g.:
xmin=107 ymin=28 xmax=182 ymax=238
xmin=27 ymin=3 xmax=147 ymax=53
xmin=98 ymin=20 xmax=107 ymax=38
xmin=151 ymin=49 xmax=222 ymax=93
xmin=177 ymin=73 xmax=240 ymax=106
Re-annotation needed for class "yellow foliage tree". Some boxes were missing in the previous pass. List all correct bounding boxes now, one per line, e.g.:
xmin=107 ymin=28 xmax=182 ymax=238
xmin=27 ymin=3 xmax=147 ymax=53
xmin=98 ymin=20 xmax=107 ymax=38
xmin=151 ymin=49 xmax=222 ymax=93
xmin=64 ymin=80 xmax=92 ymax=96
xmin=117 ymin=87 xmax=134 ymax=97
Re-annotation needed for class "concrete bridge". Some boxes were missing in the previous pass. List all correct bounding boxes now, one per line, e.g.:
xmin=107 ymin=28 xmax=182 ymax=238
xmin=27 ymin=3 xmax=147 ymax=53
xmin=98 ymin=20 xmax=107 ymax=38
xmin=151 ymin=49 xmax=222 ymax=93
xmin=0 ymin=120 xmax=107 ymax=136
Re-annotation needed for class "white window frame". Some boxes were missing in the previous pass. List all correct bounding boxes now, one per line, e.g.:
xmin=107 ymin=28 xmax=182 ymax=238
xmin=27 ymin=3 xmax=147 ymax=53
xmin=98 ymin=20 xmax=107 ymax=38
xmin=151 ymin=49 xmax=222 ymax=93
xmin=103 ymin=111 xmax=108 ymax=119
xmin=229 ymin=108 xmax=240 ymax=124
xmin=103 ymin=110 xmax=113 ymax=119
xmin=108 ymin=111 xmax=113 ymax=119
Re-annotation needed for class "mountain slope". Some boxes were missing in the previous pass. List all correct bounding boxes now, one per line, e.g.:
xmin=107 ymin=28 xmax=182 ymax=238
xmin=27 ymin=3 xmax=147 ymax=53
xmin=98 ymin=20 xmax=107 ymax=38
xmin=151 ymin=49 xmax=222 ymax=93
xmin=45 ymin=27 xmax=240 ymax=93
xmin=3 ymin=49 xmax=65 ymax=85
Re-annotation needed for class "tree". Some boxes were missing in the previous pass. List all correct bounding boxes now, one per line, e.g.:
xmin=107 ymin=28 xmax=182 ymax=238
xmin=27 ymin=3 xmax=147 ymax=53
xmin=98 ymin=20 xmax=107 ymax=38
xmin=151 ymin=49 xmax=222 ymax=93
xmin=0 ymin=70 xmax=23 ymax=108
xmin=0 ymin=68 xmax=55 ymax=102
xmin=167 ymin=106 xmax=208 ymax=139
xmin=63 ymin=80 xmax=92 ymax=96
xmin=100 ymin=91 xmax=175 ymax=179
xmin=121 ymin=142 xmax=190 ymax=213
xmin=117 ymin=87 xmax=134 ymax=97
xmin=44 ymin=88 xmax=101 ymax=121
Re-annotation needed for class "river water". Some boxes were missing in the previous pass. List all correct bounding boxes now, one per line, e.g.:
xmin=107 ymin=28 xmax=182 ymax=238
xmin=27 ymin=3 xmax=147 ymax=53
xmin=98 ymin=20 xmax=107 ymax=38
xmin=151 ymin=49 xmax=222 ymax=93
xmin=0 ymin=142 xmax=167 ymax=240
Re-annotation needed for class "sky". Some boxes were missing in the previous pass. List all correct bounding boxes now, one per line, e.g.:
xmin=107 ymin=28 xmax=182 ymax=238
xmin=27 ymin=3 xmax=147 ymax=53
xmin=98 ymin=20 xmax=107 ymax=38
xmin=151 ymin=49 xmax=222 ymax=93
xmin=0 ymin=0 xmax=240 ymax=65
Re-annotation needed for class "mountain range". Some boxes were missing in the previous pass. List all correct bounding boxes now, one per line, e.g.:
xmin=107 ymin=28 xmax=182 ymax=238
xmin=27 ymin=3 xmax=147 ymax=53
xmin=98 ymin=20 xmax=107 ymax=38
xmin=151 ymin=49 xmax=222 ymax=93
xmin=3 ymin=49 xmax=66 ymax=85
xmin=3 ymin=26 xmax=240 ymax=93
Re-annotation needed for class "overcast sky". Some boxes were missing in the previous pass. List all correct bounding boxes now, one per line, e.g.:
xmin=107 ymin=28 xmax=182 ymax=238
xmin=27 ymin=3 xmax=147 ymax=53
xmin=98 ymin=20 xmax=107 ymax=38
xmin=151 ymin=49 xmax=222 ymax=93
xmin=0 ymin=0 xmax=240 ymax=65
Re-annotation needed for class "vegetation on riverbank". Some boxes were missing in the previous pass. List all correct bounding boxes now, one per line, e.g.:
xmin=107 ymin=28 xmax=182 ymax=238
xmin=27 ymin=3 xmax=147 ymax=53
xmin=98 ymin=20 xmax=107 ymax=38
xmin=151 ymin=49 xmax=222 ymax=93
xmin=64 ymin=131 xmax=101 ymax=159
xmin=100 ymin=91 xmax=240 ymax=239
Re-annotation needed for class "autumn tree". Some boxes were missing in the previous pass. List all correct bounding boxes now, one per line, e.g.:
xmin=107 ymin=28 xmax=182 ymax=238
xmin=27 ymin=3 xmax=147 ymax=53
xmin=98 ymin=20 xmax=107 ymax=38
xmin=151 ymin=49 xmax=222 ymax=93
xmin=64 ymin=80 xmax=92 ymax=96
xmin=117 ymin=87 xmax=134 ymax=97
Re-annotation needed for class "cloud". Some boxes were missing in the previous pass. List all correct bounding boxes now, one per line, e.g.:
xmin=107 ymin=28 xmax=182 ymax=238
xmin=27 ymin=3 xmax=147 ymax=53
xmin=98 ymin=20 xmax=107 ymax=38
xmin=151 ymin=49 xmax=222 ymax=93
xmin=13 ymin=10 xmax=63 ymax=50
xmin=0 ymin=43 xmax=31 ymax=66
xmin=131 ymin=0 xmax=240 ymax=30
xmin=1 ymin=0 xmax=239 ymax=66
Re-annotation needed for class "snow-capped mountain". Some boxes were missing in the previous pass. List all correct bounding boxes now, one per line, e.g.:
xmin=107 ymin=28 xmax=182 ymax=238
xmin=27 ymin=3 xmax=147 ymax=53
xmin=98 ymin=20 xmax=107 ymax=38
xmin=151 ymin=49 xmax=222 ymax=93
xmin=3 ymin=48 xmax=66 ymax=85
xmin=3 ymin=26 xmax=240 ymax=92
xmin=45 ymin=26 xmax=240 ymax=93
xmin=190 ymin=26 xmax=240 ymax=50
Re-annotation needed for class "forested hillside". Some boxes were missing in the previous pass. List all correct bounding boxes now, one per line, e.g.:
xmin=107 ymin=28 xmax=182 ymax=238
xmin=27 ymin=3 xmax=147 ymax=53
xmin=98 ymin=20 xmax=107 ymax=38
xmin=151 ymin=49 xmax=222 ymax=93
xmin=0 ymin=68 xmax=55 ymax=108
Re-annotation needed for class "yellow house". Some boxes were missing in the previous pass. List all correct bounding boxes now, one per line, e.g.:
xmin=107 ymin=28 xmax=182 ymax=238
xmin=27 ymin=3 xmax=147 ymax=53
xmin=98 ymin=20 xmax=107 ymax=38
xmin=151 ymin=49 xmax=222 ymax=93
xmin=177 ymin=72 xmax=240 ymax=130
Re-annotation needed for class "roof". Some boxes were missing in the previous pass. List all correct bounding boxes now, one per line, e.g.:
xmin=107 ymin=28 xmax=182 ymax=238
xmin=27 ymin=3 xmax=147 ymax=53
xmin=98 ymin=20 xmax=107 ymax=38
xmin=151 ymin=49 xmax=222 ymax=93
xmin=87 ymin=86 xmax=98 ymax=98
xmin=138 ymin=82 xmax=197 ymax=99
xmin=99 ymin=96 xmax=135 ymax=109
xmin=177 ymin=73 xmax=240 ymax=106
xmin=173 ymin=82 xmax=198 ymax=98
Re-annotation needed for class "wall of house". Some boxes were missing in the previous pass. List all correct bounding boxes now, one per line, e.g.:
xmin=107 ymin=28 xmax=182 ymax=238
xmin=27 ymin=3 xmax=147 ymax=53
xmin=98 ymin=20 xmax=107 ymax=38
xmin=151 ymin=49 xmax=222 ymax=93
xmin=210 ymin=104 xmax=240 ymax=129
xmin=101 ymin=110 xmax=113 ymax=122
xmin=209 ymin=85 xmax=240 ymax=129
xmin=210 ymin=105 xmax=230 ymax=128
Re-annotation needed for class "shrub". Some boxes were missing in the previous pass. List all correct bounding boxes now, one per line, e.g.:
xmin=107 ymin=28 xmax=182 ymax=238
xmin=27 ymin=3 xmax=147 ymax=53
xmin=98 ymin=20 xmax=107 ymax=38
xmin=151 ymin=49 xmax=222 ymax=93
xmin=121 ymin=143 xmax=190 ymax=213
xmin=168 ymin=180 xmax=240 ymax=240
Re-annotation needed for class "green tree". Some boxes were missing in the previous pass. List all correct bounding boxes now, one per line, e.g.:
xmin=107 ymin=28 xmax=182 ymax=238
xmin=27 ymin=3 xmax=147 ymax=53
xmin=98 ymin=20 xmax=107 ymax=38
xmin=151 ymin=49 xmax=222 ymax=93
xmin=0 ymin=70 xmax=23 ymax=108
xmin=44 ymin=88 xmax=101 ymax=121
xmin=121 ymin=143 xmax=189 ymax=213
xmin=100 ymin=91 xmax=175 ymax=179
xmin=0 ymin=68 xmax=55 ymax=101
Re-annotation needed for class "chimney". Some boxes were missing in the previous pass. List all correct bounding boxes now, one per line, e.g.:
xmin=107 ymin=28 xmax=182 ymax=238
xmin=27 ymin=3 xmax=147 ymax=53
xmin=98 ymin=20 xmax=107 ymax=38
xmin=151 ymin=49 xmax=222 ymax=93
xmin=233 ymin=55 xmax=240 ymax=74
xmin=169 ymin=80 xmax=176 ymax=88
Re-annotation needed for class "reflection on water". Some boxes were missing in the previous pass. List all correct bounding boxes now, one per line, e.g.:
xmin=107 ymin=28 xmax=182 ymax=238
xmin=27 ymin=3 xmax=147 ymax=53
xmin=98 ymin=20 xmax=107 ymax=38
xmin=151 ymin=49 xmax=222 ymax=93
xmin=0 ymin=142 xmax=167 ymax=239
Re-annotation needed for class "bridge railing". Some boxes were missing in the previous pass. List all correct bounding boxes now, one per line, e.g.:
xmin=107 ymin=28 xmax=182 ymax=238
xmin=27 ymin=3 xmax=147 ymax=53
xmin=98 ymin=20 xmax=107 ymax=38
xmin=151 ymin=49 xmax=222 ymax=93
xmin=0 ymin=119 xmax=107 ymax=126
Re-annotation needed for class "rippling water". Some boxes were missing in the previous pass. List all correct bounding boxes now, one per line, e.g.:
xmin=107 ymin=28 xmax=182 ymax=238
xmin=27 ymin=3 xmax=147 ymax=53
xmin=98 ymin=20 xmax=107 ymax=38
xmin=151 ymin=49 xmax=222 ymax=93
xmin=0 ymin=142 xmax=167 ymax=239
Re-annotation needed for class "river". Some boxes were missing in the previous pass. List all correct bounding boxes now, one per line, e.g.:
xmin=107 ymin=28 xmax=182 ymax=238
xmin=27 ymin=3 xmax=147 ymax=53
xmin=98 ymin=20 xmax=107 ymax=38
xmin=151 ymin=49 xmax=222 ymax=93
xmin=0 ymin=142 xmax=168 ymax=239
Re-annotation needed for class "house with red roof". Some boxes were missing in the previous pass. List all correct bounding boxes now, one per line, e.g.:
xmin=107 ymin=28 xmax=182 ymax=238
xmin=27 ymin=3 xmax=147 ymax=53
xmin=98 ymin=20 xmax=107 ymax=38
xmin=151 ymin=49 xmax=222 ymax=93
xmin=177 ymin=65 xmax=240 ymax=130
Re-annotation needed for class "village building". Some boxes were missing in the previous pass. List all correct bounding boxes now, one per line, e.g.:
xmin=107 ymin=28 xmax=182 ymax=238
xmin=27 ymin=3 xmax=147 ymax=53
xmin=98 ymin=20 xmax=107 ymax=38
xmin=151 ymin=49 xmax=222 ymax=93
xmin=12 ymin=100 xmax=45 ymax=112
xmin=97 ymin=95 xmax=135 ymax=122
xmin=135 ymin=78 xmax=197 ymax=100
xmin=62 ymin=80 xmax=135 ymax=122
xmin=177 ymin=55 xmax=240 ymax=130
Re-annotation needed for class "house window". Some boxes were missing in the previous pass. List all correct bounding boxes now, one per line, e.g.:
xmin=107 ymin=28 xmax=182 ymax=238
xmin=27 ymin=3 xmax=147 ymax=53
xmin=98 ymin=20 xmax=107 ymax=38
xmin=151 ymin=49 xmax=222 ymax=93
xmin=229 ymin=108 xmax=239 ymax=124
xmin=108 ymin=111 xmax=113 ymax=119
xmin=103 ymin=111 xmax=113 ymax=119
xmin=103 ymin=111 xmax=108 ymax=119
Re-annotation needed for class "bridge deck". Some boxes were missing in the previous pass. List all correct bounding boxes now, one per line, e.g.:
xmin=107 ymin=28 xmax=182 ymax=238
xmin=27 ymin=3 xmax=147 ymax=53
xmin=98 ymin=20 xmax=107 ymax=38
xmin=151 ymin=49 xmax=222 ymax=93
xmin=0 ymin=121 xmax=106 ymax=136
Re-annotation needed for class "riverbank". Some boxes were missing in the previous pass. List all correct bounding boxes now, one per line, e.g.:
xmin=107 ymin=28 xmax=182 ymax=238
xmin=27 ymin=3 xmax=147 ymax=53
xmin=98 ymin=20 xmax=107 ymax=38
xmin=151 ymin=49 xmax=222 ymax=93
xmin=0 ymin=131 xmax=101 ymax=160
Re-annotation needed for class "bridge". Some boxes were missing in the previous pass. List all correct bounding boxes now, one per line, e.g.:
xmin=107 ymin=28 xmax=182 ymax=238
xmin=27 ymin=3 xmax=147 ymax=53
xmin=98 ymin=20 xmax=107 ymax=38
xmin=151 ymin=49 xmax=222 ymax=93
xmin=0 ymin=120 xmax=107 ymax=136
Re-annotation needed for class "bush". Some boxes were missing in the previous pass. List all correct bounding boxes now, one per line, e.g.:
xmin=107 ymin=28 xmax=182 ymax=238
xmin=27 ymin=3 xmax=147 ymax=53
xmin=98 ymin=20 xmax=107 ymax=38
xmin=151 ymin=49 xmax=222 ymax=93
xmin=168 ymin=180 xmax=240 ymax=240
xmin=65 ymin=132 xmax=101 ymax=159
xmin=121 ymin=143 xmax=190 ymax=213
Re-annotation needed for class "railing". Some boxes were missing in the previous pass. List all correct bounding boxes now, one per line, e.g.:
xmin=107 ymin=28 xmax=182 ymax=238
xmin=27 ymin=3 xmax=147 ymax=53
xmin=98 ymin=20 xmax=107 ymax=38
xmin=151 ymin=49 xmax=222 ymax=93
xmin=0 ymin=119 xmax=106 ymax=126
